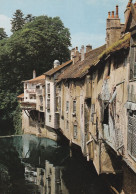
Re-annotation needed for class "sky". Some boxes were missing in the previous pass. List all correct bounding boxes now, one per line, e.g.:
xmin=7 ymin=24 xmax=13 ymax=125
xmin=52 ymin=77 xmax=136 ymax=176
xmin=0 ymin=0 xmax=129 ymax=49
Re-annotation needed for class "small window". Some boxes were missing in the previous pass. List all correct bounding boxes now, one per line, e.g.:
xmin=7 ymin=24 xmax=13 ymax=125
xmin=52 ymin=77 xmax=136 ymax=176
xmin=49 ymin=115 xmax=51 ymax=122
xmin=66 ymin=120 xmax=69 ymax=129
xmin=47 ymin=99 xmax=50 ymax=110
xmin=73 ymin=125 xmax=77 ymax=139
xmin=66 ymin=101 xmax=69 ymax=112
xmin=73 ymin=101 xmax=76 ymax=113
xmin=58 ymin=96 xmax=61 ymax=111
xmin=25 ymin=83 xmax=27 ymax=89
xmin=48 ymin=94 xmax=50 ymax=98
xmin=128 ymin=111 xmax=136 ymax=159
xmin=103 ymin=103 xmax=109 ymax=125
xmin=47 ymin=83 xmax=50 ymax=93
xmin=81 ymin=104 xmax=83 ymax=116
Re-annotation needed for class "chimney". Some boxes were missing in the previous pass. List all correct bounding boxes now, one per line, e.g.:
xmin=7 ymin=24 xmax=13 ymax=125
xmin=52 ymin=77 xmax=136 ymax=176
xmin=108 ymin=12 xmax=111 ymax=19
xmin=127 ymin=0 xmax=132 ymax=8
xmin=86 ymin=45 xmax=92 ymax=53
xmin=106 ymin=6 xmax=121 ymax=48
xmin=81 ymin=45 xmax=85 ymax=61
xmin=71 ymin=47 xmax=80 ymax=64
xmin=33 ymin=70 xmax=36 ymax=79
xmin=116 ymin=5 xmax=119 ymax=18
xmin=71 ymin=48 xmax=75 ymax=60
xmin=54 ymin=60 xmax=60 ymax=68
xmin=112 ymin=11 xmax=114 ymax=18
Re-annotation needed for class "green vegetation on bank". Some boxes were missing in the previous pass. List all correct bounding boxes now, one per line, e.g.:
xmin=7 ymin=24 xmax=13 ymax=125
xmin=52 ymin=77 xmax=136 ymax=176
xmin=0 ymin=10 xmax=71 ymax=135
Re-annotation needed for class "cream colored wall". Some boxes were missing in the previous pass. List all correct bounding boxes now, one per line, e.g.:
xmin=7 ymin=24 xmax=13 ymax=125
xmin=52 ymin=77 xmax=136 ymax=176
xmin=59 ymin=80 xmax=86 ymax=148
xmin=36 ymin=85 xmax=45 ymax=112
xmin=22 ymin=110 xmax=57 ymax=141
xmin=88 ymin=56 xmax=130 ymax=173
xmin=45 ymin=76 xmax=55 ymax=128
xmin=24 ymin=82 xmax=36 ymax=103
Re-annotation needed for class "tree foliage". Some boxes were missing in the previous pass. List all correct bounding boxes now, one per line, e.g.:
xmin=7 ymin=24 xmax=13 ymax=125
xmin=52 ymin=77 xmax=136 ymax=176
xmin=0 ymin=13 xmax=71 ymax=135
xmin=11 ymin=9 xmax=25 ymax=33
xmin=0 ymin=28 xmax=7 ymax=40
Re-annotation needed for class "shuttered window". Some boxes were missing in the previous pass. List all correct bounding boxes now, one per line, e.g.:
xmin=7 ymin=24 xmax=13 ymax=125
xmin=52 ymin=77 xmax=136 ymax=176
xmin=73 ymin=101 xmax=76 ymax=113
xmin=73 ymin=125 xmax=77 ymax=139
xmin=47 ymin=83 xmax=50 ymax=93
xmin=128 ymin=111 xmax=136 ymax=159
xmin=66 ymin=101 xmax=69 ymax=111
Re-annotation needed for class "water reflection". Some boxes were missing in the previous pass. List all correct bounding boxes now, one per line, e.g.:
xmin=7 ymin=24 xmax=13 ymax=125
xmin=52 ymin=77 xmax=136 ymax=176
xmin=0 ymin=135 xmax=111 ymax=194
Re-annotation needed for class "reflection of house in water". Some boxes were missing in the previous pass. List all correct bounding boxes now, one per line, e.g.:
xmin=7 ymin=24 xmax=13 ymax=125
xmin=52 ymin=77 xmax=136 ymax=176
xmin=37 ymin=161 xmax=68 ymax=194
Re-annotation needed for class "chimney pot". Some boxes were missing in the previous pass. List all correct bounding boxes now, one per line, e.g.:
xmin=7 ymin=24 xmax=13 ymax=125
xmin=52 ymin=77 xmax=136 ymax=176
xmin=86 ymin=44 xmax=92 ymax=53
xmin=112 ymin=11 xmax=114 ymax=18
xmin=108 ymin=12 xmax=111 ymax=19
xmin=81 ymin=45 xmax=85 ymax=61
xmin=116 ymin=5 xmax=119 ymax=18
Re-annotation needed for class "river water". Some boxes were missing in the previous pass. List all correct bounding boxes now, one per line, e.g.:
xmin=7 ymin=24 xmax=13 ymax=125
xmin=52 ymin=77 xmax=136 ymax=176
xmin=0 ymin=134 xmax=112 ymax=194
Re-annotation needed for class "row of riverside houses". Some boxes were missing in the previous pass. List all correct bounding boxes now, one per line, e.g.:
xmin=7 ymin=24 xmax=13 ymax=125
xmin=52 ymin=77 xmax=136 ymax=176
xmin=18 ymin=1 xmax=136 ymax=192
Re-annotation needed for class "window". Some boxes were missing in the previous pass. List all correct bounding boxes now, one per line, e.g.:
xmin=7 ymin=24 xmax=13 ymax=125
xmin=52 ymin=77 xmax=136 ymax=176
xmin=49 ymin=115 xmax=51 ymax=122
xmin=81 ymin=104 xmax=83 ymax=116
xmin=73 ymin=125 xmax=77 ymax=139
xmin=66 ymin=101 xmax=69 ymax=112
xmin=47 ymin=99 xmax=50 ymax=110
xmin=128 ymin=111 xmax=136 ymax=159
xmin=58 ymin=96 xmax=61 ymax=111
xmin=24 ymin=83 xmax=27 ymax=89
xmin=73 ymin=101 xmax=76 ymax=113
xmin=47 ymin=83 xmax=50 ymax=93
xmin=103 ymin=103 xmax=109 ymax=125
xmin=66 ymin=120 xmax=69 ymax=130
xmin=39 ymin=96 xmax=43 ymax=104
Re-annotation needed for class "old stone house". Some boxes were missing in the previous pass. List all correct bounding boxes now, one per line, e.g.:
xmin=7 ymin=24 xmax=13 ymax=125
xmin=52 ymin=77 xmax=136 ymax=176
xmin=44 ymin=60 xmax=72 ymax=130
xmin=18 ymin=1 xmax=136 ymax=192
xmin=18 ymin=72 xmax=57 ymax=140
xmin=56 ymin=2 xmax=136 ymax=192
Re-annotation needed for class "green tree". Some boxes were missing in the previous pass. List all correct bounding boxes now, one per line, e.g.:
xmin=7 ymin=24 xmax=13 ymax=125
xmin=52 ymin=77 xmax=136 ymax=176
xmin=11 ymin=9 xmax=25 ymax=33
xmin=0 ymin=15 xmax=71 ymax=135
xmin=25 ymin=14 xmax=35 ymax=23
xmin=0 ymin=28 xmax=7 ymax=40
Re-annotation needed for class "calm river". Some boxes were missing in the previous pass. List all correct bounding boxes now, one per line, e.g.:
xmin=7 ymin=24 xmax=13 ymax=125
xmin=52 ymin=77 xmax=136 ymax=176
xmin=0 ymin=134 xmax=112 ymax=194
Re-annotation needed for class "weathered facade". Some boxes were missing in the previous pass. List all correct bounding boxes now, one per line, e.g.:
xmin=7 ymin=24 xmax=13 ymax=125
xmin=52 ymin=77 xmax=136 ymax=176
xmin=18 ymin=1 xmax=136 ymax=192
xmin=44 ymin=60 xmax=72 ymax=130
xmin=18 ymin=73 xmax=57 ymax=140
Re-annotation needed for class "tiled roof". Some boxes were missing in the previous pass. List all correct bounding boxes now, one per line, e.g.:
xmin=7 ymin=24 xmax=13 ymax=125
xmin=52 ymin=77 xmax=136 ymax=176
xmin=17 ymin=93 xmax=24 ymax=98
xmin=44 ymin=60 xmax=72 ymax=76
xmin=23 ymin=75 xmax=45 ymax=85
xmin=98 ymin=33 xmax=130 ymax=60
xmin=57 ymin=45 xmax=106 ymax=82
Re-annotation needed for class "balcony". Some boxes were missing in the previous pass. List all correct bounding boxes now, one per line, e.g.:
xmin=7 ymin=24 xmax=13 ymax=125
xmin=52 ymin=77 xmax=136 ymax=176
xmin=20 ymin=102 xmax=36 ymax=110
xmin=26 ymin=89 xmax=36 ymax=93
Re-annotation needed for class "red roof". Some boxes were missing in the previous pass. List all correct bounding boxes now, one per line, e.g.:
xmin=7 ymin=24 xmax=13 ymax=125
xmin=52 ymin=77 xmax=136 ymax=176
xmin=23 ymin=75 xmax=45 ymax=85
xmin=17 ymin=93 xmax=24 ymax=98
xmin=44 ymin=60 xmax=72 ymax=76
xmin=57 ymin=45 xmax=106 ymax=82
